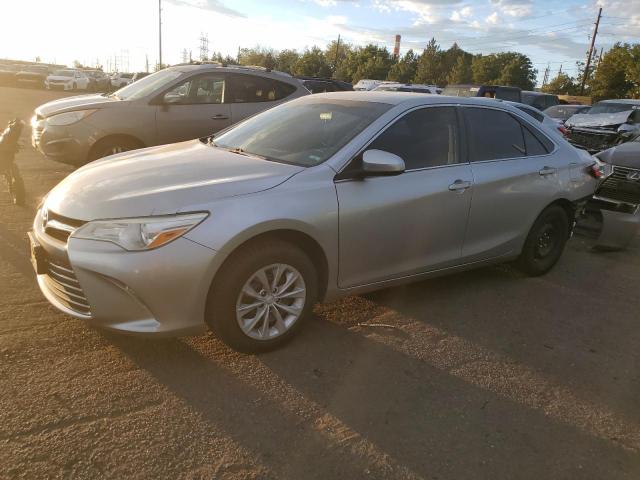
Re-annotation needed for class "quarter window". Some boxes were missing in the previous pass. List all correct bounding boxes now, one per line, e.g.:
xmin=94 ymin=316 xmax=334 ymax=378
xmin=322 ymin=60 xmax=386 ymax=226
xmin=465 ymin=108 xmax=526 ymax=161
xmin=367 ymin=107 xmax=459 ymax=169
xmin=229 ymin=74 xmax=296 ymax=103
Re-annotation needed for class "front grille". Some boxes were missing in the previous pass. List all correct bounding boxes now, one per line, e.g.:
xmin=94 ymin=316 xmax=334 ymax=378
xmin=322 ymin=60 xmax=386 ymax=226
xmin=568 ymin=128 xmax=619 ymax=151
xmin=596 ymin=166 xmax=640 ymax=205
xmin=44 ymin=211 xmax=86 ymax=243
xmin=44 ymin=260 xmax=91 ymax=316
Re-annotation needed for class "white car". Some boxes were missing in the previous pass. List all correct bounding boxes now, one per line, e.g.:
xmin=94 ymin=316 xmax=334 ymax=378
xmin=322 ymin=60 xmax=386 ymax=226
xmin=110 ymin=72 xmax=133 ymax=89
xmin=45 ymin=69 xmax=90 ymax=91
xmin=373 ymin=83 xmax=442 ymax=94
xmin=353 ymin=79 xmax=384 ymax=91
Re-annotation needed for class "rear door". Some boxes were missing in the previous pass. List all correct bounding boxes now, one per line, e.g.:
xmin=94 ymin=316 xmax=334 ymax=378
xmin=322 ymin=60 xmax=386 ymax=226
xmin=460 ymin=106 xmax=562 ymax=261
xmin=227 ymin=73 xmax=299 ymax=124
xmin=155 ymin=72 xmax=232 ymax=144
xmin=336 ymin=106 xmax=473 ymax=287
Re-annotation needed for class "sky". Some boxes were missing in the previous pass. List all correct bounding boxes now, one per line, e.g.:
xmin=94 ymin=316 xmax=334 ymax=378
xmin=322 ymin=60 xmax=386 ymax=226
xmin=0 ymin=0 xmax=638 ymax=85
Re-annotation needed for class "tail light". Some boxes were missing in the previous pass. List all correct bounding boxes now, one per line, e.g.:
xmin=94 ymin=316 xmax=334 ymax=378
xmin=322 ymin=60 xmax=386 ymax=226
xmin=588 ymin=162 xmax=604 ymax=179
xmin=558 ymin=125 xmax=569 ymax=137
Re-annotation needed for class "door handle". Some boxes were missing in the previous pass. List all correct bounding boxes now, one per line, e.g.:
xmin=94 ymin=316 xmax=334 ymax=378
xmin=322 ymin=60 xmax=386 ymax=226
xmin=448 ymin=180 xmax=472 ymax=192
xmin=211 ymin=114 xmax=229 ymax=120
xmin=539 ymin=166 xmax=557 ymax=176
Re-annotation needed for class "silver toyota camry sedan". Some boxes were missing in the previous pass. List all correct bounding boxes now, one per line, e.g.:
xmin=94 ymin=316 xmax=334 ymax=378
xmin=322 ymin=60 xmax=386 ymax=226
xmin=30 ymin=92 xmax=599 ymax=352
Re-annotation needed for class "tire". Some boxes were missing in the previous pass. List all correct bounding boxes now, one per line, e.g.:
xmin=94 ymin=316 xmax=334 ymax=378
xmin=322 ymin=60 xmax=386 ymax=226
xmin=206 ymin=240 xmax=318 ymax=353
xmin=6 ymin=164 xmax=25 ymax=206
xmin=88 ymin=137 xmax=142 ymax=162
xmin=516 ymin=205 xmax=570 ymax=276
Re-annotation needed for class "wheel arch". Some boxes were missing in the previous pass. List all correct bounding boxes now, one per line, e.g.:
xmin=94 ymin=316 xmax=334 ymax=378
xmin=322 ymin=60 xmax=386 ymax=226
xmin=547 ymin=198 xmax=576 ymax=237
xmin=211 ymin=228 xmax=330 ymax=302
xmin=87 ymin=134 xmax=146 ymax=162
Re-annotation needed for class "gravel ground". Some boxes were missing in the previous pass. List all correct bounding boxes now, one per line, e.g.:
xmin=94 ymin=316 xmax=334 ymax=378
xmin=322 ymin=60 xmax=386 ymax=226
xmin=1 ymin=86 xmax=639 ymax=480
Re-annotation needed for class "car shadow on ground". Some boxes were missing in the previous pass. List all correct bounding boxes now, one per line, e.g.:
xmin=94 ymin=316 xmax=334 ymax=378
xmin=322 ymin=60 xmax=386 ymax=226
xmin=110 ymin=265 xmax=640 ymax=480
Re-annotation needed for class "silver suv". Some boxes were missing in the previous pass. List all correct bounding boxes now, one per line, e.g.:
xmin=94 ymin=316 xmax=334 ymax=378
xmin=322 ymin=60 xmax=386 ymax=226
xmin=30 ymin=93 xmax=598 ymax=352
xmin=31 ymin=64 xmax=308 ymax=165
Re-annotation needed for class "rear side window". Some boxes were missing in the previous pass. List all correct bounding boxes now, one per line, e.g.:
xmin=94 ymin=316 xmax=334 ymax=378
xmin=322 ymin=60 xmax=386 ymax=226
xmin=368 ymin=107 xmax=459 ymax=169
xmin=516 ymin=105 xmax=544 ymax=123
xmin=465 ymin=108 xmax=526 ymax=161
xmin=229 ymin=74 xmax=296 ymax=103
xmin=522 ymin=127 xmax=548 ymax=156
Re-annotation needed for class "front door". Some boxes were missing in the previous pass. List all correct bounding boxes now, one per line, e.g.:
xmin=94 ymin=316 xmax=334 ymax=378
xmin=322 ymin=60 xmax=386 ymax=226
xmin=155 ymin=73 xmax=232 ymax=145
xmin=336 ymin=106 xmax=473 ymax=288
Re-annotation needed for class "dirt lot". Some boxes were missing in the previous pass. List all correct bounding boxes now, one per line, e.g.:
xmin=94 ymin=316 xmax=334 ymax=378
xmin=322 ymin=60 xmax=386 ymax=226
xmin=1 ymin=85 xmax=639 ymax=480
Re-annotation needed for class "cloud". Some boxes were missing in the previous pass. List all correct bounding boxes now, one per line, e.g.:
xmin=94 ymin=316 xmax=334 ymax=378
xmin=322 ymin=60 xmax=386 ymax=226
xmin=451 ymin=5 xmax=472 ymax=21
xmin=490 ymin=0 xmax=533 ymax=18
xmin=315 ymin=0 xmax=337 ymax=5
xmin=485 ymin=12 xmax=499 ymax=24
xmin=165 ymin=0 xmax=245 ymax=17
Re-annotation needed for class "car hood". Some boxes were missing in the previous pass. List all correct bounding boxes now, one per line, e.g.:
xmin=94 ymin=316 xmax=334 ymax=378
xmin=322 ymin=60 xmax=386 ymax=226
xmin=44 ymin=140 xmax=304 ymax=221
xmin=566 ymin=111 xmax=633 ymax=128
xmin=596 ymin=142 xmax=640 ymax=169
xmin=35 ymin=94 xmax=115 ymax=117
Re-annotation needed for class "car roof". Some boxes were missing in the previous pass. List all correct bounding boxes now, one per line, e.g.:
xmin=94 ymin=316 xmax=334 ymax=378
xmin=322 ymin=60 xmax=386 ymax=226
xmin=313 ymin=91 xmax=527 ymax=109
xmin=598 ymin=99 xmax=640 ymax=105
xmin=522 ymin=91 xmax=556 ymax=97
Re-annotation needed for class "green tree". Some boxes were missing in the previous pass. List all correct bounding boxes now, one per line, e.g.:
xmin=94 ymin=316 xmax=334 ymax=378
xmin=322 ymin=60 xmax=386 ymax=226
xmin=292 ymin=47 xmax=331 ymax=78
xmin=414 ymin=38 xmax=443 ymax=85
xmin=238 ymin=46 xmax=277 ymax=69
xmin=387 ymin=50 xmax=418 ymax=83
xmin=471 ymin=52 xmax=536 ymax=89
xmin=590 ymin=43 xmax=637 ymax=100
xmin=325 ymin=40 xmax=351 ymax=75
xmin=276 ymin=49 xmax=300 ymax=74
xmin=340 ymin=44 xmax=393 ymax=83
xmin=541 ymin=72 xmax=578 ymax=95
xmin=447 ymin=55 xmax=473 ymax=84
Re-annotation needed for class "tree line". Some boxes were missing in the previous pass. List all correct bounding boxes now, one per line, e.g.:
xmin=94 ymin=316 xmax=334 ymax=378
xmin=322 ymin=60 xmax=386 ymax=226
xmin=206 ymin=38 xmax=538 ymax=91
xmin=542 ymin=42 xmax=640 ymax=100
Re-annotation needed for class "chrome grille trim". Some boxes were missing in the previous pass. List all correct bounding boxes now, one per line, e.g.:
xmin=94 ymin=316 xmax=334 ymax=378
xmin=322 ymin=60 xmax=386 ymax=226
xmin=43 ymin=211 xmax=86 ymax=243
xmin=44 ymin=260 xmax=91 ymax=316
xmin=596 ymin=166 xmax=640 ymax=206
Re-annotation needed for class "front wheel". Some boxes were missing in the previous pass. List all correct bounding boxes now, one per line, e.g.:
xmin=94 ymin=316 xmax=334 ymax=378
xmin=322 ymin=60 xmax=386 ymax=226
xmin=206 ymin=240 xmax=318 ymax=353
xmin=516 ymin=205 xmax=569 ymax=276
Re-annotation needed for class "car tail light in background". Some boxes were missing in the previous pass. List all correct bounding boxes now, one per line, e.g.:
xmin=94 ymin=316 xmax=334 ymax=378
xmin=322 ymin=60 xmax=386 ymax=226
xmin=558 ymin=125 xmax=569 ymax=137
xmin=588 ymin=162 xmax=605 ymax=179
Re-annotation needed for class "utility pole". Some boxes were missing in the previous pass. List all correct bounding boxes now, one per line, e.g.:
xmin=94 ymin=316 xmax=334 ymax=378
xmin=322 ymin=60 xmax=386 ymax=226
xmin=333 ymin=34 xmax=341 ymax=75
xmin=158 ymin=0 xmax=163 ymax=70
xmin=580 ymin=7 xmax=602 ymax=95
xmin=542 ymin=63 xmax=550 ymax=87
xmin=558 ymin=64 xmax=563 ymax=75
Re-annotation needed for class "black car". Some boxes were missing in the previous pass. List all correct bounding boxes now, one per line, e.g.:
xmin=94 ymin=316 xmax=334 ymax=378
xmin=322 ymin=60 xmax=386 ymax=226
xmin=296 ymin=76 xmax=353 ymax=94
xmin=441 ymin=84 xmax=522 ymax=102
xmin=522 ymin=91 xmax=559 ymax=111
xmin=544 ymin=104 xmax=591 ymax=124
xmin=15 ymin=65 xmax=50 ymax=89
xmin=84 ymin=70 xmax=111 ymax=91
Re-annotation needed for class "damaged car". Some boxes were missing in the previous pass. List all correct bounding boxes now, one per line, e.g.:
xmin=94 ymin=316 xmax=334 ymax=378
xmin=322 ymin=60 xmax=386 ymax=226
xmin=579 ymin=136 xmax=640 ymax=249
xmin=565 ymin=99 xmax=640 ymax=153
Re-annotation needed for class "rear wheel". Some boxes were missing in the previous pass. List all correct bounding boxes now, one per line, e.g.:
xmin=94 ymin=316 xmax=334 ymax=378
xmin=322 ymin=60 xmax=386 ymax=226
xmin=516 ymin=205 xmax=569 ymax=276
xmin=206 ymin=240 xmax=318 ymax=353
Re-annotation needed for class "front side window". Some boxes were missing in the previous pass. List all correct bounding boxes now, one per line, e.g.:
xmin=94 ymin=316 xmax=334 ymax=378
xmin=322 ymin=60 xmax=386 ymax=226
xmin=368 ymin=107 xmax=459 ymax=169
xmin=111 ymin=69 xmax=182 ymax=100
xmin=212 ymin=99 xmax=390 ymax=167
xmin=466 ymin=108 xmax=526 ymax=161
xmin=165 ymin=74 xmax=226 ymax=104
xmin=229 ymin=74 xmax=296 ymax=103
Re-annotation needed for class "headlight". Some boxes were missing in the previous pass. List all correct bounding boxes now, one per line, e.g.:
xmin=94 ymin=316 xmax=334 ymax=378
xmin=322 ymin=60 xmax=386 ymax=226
xmin=72 ymin=213 xmax=208 ymax=251
xmin=47 ymin=109 xmax=97 ymax=126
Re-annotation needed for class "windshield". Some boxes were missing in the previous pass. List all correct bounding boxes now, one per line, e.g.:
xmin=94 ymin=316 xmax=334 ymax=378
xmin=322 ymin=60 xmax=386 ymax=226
xmin=53 ymin=70 xmax=75 ymax=77
xmin=589 ymin=102 xmax=638 ymax=114
xmin=110 ymin=70 xmax=182 ymax=100
xmin=212 ymin=99 xmax=391 ymax=167
xmin=442 ymin=86 xmax=478 ymax=97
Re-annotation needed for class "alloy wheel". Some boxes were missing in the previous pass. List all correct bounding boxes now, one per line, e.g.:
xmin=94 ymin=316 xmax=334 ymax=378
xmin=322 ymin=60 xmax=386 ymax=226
xmin=236 ymin=263 xmax=306 ymax=341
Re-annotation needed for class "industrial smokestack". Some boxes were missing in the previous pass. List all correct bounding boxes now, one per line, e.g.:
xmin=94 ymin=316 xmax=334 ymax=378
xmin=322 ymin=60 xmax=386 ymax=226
xmin=393 ymin=35 xmax=401 ymax=58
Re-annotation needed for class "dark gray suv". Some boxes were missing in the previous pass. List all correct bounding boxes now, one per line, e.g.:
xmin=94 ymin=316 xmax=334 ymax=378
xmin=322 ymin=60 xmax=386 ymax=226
xmin=32 ymin=64 xmax=308 ymax=165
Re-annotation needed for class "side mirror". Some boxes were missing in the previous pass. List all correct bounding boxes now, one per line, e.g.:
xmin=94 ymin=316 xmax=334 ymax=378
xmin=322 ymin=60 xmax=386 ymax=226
xmin=362 ymin=149 xmax=405 ymax=176
xmin=163 ymin=92 xmax=183 ymax=104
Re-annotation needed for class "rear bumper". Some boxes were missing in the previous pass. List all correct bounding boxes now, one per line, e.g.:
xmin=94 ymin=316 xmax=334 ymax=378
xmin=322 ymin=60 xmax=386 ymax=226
xmin=31 ymin=208 xmax=221 ymax=336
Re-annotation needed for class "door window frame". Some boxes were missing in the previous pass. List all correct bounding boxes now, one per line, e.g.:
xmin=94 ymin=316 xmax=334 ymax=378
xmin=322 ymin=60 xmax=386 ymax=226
xmin=460 ymin=105 xmax=557 ymax=165
xmin=149 ymin=72 xmax=230 ymax=106
xmin=334 ymin=104 xmax=466 ymax=182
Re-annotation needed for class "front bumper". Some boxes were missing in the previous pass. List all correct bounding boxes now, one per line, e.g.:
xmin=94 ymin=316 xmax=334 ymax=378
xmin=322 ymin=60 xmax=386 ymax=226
xmin=31 ymin=117 xmax=94 ymax=165
xmin=31 ymin=208 xmax=220 ymax=336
